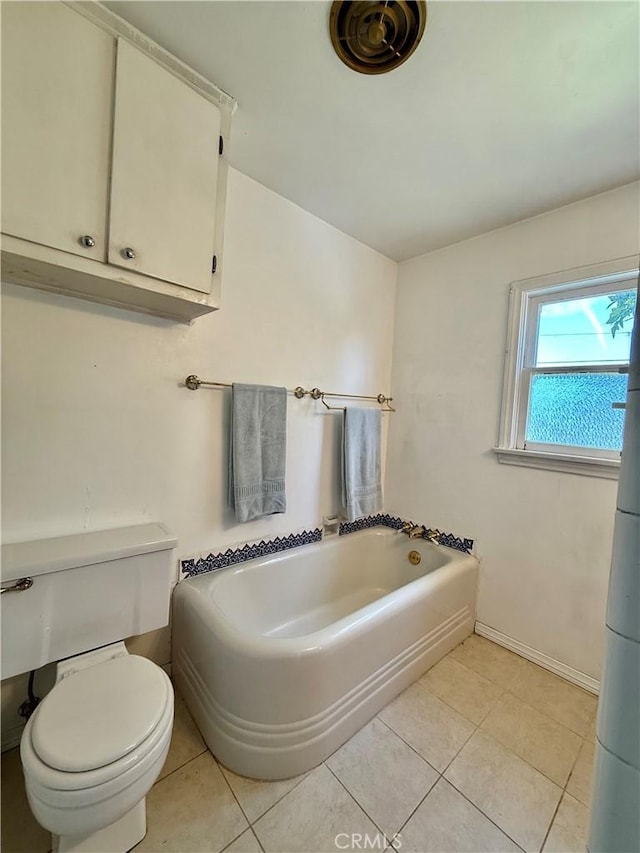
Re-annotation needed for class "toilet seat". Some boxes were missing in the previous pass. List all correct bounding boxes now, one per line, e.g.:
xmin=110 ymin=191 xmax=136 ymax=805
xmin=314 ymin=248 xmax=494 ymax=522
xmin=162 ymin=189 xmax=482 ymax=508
xmin=21 ymin=656 xmax=173 ymax=792
xmin=21 ymin=655 xmax=174 ymax=839
xmin=31 ymin=655 xmax=170 ymax=773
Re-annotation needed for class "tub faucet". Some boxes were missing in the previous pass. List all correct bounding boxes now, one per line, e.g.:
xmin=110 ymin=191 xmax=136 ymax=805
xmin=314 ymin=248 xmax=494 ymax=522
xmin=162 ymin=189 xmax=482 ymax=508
xmin=424 ymin=528 xmax=441 ymax=545
xmin=401 ymin=522 xmax=427 ymax=539
xmin=400 ymin=522 xmax=441 ymax=544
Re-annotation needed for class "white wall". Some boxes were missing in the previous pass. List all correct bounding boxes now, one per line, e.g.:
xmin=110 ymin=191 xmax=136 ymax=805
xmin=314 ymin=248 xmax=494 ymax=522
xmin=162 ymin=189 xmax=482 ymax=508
xmin=386 ymin=182 xmax=640 ymax=683
xmin=1 ymin=167 xmax=397 ymax=745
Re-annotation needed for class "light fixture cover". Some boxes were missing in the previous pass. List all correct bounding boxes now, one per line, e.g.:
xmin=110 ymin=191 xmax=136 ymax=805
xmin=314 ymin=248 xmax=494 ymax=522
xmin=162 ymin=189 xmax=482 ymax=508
xmin=330 ymin=1 xmax=427 ymax=75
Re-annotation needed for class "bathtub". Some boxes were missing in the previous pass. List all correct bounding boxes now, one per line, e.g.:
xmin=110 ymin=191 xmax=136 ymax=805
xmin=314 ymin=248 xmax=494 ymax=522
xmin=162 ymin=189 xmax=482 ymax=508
xmin=173 ymin=527 xmax=478 ymax=780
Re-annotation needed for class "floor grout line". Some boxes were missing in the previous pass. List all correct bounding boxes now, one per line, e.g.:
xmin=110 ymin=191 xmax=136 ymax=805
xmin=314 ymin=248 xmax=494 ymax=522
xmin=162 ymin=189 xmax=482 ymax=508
xmin=370 ymin=720 xmax=529 ymax=853
xmin=320 ymin=714 xmax=380 ymax=767
xmin=443 ymin=649 xmax=519 ymax=687
xmin=391 ymin=671 xmax=572 ymax=853
xmin=152 ymin=745 xmax=208 ymax=788
xmin=440 ymin=723 xmax=572 ymax=853
xmin=241 ymin=770 xmax=310 ymax=829
xmin=476 ymin=720 xmax=584 ymax=790
xmin=250 ymin=826 xmax=266 ymax=853
xmin=172 ymin=692 xmax=310 ymax=833
xmin=441 ymin=778 xmax=528 ymax=853
xmin=564 ymin=735 xmax=590 ymax=798
xmin=373 ymin=690 xmax=531 ymax=847
xmin=448 ymin=640 xmax=525 ymax=692
xmin=498 ymin=688 xmax=597 ymax=740
xmin=538 ymin=788 xmax=564 ymax=853
xmin=218 ymin=824 xmax=255 ymax=853
xmin=431 ymin=654 xmax=585 ymax=735
xmin=389 ymin=772 xmax=443 ymax=841
xmin=415 ymin=676 xmax=505 ymax=728
xmin=452 ymin=725 xmax=573 ymax=799
xmin=324 ymin=762 xmax=390 ymax=840
xmin=374 ymin=684 xmax=541 ymax=789
xmin=152 ymin=746 xmax=257 ymax=853
xmin=219 ymin=824 xmax=265 ymax=853
xmin=213 ymin=756 xmax=257 ymax=840
xmin=436 ymin=708 xmax=478 ymax=777
xmin=374 ymin=714 xmax=441 ymax=773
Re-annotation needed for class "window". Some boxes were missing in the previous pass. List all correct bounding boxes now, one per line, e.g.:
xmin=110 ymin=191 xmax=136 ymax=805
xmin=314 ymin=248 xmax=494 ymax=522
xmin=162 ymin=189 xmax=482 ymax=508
xmin=495 ymin=256 xmax=638 ymax=478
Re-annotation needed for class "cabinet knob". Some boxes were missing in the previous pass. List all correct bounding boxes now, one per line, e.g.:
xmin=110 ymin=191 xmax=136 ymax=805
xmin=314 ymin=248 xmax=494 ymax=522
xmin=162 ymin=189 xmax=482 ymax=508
xmin=79 ymin=235 xmax=95 ymax=248
xmin=121 ymin=247 xmax=136 ymax=260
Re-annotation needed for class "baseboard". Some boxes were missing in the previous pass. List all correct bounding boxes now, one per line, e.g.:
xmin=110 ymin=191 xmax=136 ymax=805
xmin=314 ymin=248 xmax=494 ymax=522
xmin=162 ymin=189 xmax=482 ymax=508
xmin=474 ymin=622 xmax=600 ymax=696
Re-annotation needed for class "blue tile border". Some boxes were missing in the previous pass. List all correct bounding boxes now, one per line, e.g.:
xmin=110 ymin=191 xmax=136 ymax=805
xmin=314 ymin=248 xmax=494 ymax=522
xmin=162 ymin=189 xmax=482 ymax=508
xmin=180 ymin=515 xmax=474 ymax=579
xmin=339 ymin=513 xmax=473 ymax=554
xmin=438 ymin=532 xmax=475 ymax=553
xmin=181 ymin=528 xmax=322 ymax=578
xmin=338 ymin=513 xmax=405 ymax=535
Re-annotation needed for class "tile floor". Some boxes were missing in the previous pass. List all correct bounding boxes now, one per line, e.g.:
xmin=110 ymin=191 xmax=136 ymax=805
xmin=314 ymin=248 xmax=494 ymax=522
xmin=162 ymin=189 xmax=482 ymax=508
xmin=1 ymin=635 xmax=598 ymax=853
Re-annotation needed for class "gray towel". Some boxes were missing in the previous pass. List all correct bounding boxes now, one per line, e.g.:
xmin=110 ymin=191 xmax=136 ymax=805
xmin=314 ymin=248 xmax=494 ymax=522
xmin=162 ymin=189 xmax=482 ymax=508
xmin=229 ymin=383 xmax=287 ymax=523
xmin=342 ymin=407 xmax=382 ymax=522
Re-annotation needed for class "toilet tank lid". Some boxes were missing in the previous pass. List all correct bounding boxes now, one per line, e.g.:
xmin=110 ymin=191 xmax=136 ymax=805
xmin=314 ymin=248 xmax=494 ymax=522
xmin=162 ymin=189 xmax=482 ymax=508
xmin=1 ymin=523 xmax=177 ymax=582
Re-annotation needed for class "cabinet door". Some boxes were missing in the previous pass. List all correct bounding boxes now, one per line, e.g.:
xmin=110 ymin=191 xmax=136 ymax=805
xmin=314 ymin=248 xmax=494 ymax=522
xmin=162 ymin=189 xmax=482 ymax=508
xmin=108 ymin=40 xmax=221 ymax=294
xmin=1 ymin=2 xmax=113 ymax=260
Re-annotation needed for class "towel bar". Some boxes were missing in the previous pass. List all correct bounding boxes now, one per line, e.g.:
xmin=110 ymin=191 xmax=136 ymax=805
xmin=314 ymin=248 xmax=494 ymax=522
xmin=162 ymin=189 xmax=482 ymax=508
xmin=184 ymin=376 xmax=395 ymax=411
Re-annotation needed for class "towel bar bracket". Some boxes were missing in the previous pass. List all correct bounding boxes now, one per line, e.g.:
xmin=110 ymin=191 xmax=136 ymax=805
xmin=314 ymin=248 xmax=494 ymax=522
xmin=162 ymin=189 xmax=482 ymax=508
xmin=185 ymin=374 xmax=202 ymax=391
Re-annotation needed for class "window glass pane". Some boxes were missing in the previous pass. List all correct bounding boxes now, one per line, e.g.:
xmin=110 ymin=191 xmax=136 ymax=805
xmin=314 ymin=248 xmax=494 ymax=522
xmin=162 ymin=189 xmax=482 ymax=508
xmin=536 ymin=289 xmax=636 ymax=367
xmin=526 ymin=372 xmax=627 ymax=450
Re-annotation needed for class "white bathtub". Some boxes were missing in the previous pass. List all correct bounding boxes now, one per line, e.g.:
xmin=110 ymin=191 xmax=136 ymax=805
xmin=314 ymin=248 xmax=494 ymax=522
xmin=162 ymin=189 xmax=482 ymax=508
xmin=173 ymin=527 xmax=478 ymax=780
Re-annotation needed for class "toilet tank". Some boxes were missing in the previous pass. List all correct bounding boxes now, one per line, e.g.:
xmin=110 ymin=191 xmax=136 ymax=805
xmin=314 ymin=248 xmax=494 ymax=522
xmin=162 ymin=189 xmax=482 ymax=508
xmin=1 ymin=523 xmax=177 ymax=679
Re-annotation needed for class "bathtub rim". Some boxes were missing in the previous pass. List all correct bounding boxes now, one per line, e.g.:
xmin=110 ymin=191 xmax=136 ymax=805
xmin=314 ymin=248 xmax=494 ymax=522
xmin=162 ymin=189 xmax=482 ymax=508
xmin=173 ymin=530 xmax=478 ymax=656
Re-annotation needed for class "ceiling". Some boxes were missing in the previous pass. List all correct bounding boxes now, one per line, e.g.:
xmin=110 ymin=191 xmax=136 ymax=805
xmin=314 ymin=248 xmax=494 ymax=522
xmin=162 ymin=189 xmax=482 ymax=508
xmin=106 ymin=1 xmax=640 ymax=262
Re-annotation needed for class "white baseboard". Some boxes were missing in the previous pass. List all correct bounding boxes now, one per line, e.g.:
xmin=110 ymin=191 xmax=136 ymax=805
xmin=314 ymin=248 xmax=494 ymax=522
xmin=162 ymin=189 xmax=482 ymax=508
xmin=474 ymin=622 xmax=600 ymax=696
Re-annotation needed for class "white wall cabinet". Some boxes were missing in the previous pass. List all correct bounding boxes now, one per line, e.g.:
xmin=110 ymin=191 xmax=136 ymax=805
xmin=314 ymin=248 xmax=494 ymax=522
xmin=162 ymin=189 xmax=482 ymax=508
xmin=1 ymin=1 xmax=235 ymax=322
xmin=1 ymin=2 xmax=114 ymax=262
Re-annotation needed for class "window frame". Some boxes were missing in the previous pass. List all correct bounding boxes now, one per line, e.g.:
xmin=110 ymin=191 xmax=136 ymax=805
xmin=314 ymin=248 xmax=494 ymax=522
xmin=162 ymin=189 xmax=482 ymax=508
xmin=494 ymin=256 xmax=639 ymax=479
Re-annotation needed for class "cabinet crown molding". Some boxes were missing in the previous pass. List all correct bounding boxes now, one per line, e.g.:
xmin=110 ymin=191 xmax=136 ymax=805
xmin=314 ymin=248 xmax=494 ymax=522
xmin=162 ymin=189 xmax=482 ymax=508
xmin=67 ymin=1 xmax=237 ymax=115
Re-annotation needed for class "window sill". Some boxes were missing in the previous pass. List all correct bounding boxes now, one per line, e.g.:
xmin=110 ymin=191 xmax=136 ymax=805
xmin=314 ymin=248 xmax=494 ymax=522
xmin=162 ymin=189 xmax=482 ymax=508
xmin=492 ymin=447 xmax=620 ymax=480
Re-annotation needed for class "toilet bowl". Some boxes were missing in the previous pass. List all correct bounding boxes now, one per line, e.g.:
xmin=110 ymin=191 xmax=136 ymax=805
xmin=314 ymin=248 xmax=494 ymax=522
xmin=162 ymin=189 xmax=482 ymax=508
xmin=20 ymin=644 xmax=174 ymax=853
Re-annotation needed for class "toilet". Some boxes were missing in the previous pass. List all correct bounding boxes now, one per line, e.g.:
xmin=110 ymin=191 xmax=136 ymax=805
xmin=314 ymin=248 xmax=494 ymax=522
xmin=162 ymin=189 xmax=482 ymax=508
xmin=1 ymin=524 xmax=177 ymax=853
